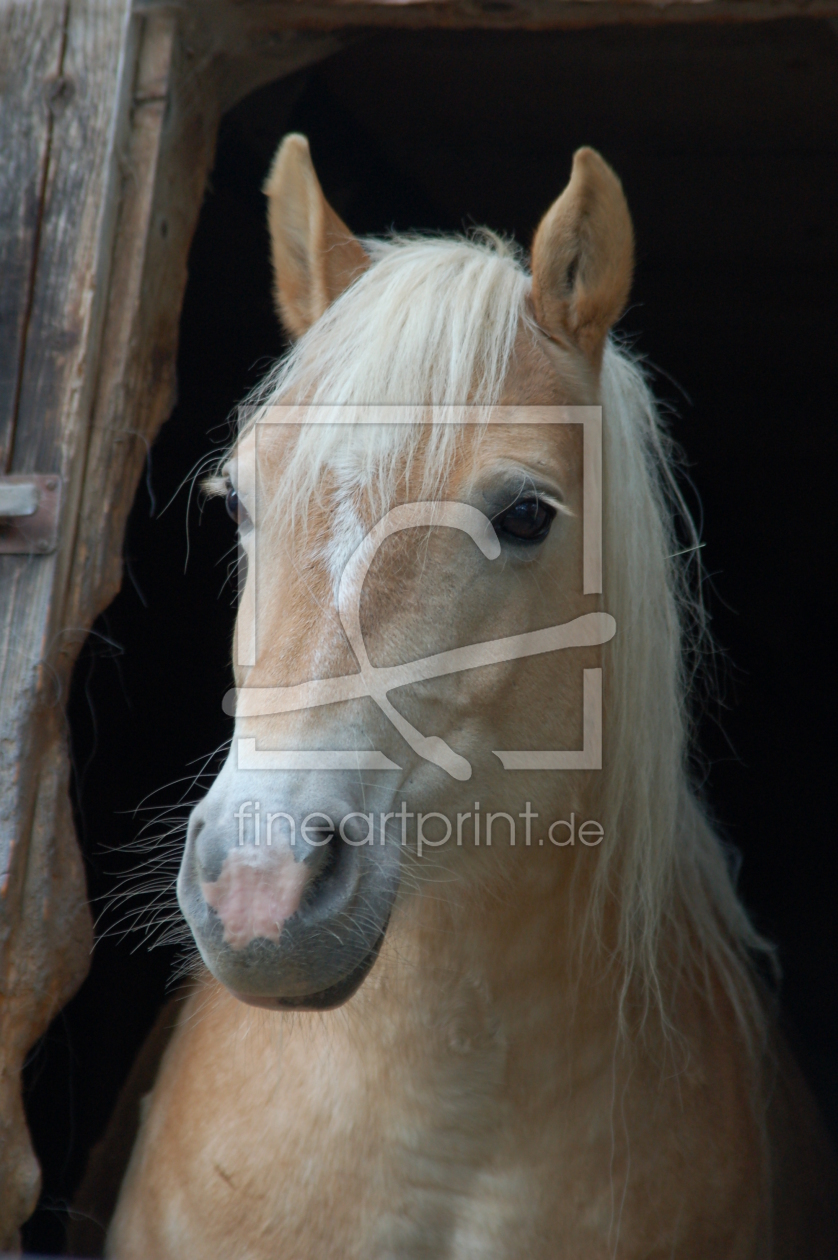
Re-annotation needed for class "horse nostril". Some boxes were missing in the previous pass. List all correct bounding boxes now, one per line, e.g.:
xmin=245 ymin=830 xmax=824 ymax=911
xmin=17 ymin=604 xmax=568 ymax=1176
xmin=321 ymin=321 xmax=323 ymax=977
xmin=189 ymin=813 xmax=227 ymax=883
xmin=186 ymin=813 xmax=206 ymax=864
xmin=299 ymin=830 xmax=361 ymax=918
xmin=304 ymin=833 xmax=340 ymax=902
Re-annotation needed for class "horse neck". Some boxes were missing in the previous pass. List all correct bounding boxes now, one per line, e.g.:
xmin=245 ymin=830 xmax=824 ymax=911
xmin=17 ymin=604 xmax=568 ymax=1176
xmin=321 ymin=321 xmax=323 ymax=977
xmin=367 ymin=834 xmax=622 ymax=1074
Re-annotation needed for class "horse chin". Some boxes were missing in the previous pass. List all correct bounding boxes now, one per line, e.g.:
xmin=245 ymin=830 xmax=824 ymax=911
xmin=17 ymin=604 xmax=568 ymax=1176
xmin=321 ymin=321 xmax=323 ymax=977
xmin=228 ymin=920 xmax=389 ymax=1011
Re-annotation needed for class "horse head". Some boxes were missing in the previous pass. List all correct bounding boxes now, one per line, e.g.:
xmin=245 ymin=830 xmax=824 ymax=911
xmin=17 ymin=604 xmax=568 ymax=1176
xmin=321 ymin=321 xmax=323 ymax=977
xmin=177 ymin=135 xmax=633 ymax=1008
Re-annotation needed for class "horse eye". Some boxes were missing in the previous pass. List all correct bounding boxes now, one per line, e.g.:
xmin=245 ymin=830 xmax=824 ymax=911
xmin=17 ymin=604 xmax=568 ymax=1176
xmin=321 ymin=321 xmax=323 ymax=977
xmin=225 ymin=481 xmax=251 ymax=529
xmin=493 ymin=496 xmax=556 ymax=544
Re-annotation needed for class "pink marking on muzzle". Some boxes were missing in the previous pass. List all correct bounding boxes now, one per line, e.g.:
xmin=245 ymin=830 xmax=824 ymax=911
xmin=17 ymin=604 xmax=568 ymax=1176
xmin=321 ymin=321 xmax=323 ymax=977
xmin=200 ymin=846 xmax=311 ymax=951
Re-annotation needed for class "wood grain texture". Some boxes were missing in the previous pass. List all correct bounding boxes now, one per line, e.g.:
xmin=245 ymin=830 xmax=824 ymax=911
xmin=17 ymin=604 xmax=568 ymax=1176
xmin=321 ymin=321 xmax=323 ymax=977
xmin=0 ymin=2 xmax=65 ymax=470
xmin=0 ymin=0 xmax=133 ymax=1244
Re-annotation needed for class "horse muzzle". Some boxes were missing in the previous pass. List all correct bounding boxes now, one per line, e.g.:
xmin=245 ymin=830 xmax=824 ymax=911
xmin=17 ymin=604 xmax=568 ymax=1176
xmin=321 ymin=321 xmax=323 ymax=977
xmin=177 ymin=788 xmax=400 ymax=1010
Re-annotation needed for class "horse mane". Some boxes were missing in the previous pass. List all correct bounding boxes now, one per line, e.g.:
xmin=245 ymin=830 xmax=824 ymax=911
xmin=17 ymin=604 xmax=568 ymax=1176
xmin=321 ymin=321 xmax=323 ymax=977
xmin=233 ymin=230 xmax=774 ymax=1046
xmin=597 ymin=348 xmax=773 ymax=1044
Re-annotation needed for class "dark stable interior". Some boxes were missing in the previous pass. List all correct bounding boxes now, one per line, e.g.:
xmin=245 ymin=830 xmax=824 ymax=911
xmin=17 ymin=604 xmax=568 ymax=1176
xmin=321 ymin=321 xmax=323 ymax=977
xmin=22 ymin=20 xmax=838 ymax=1254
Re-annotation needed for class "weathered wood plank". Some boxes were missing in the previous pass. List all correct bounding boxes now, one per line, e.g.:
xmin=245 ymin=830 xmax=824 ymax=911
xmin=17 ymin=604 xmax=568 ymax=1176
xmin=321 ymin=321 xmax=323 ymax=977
xmin=0 ymin=0 xmax=134 ymax=1245
xmin=0 ymin=1 xmax=66 ymax=469
xmin=58 ymin=11 xmax=185 ymax=637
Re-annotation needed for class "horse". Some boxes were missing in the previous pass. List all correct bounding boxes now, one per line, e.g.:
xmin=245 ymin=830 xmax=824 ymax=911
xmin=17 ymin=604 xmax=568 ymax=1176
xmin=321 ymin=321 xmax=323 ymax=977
xmin=107 ymin=135 xmax=837 ymax=1258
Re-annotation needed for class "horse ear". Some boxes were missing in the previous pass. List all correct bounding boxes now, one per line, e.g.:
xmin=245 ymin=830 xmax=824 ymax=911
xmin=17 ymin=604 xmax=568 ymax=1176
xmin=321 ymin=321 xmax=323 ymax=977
xmin=530 ymin=147 xmax=634 ymax=368
xmin=263 ymin=134 xmax=370 ymax=338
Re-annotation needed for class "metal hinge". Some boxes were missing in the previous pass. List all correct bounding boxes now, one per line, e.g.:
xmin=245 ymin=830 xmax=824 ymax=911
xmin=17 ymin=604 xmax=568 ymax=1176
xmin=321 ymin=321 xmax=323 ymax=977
xmin=0 ymin=475 xmax=62 ymax=554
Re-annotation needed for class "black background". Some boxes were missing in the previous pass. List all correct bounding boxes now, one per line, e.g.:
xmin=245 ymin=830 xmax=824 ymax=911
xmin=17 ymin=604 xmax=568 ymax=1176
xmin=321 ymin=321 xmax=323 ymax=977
xmin=23 ymin=20 xmax=838 ymax=1254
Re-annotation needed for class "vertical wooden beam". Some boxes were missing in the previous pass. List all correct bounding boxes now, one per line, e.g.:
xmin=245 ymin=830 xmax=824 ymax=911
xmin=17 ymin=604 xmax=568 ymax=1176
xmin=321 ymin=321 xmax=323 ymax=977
xmin=0 ymin=1 xmax=66 ymax=470
xmin=0 ymin=0 xmax=135 ymax=1244
xmin=60 ymin=12 xmax=209 ymax=637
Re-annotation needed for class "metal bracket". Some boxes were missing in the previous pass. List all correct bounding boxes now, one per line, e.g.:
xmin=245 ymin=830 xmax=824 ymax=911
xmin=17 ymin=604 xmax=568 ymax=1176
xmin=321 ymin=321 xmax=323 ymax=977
xmin=0 ymin=475 xmax=62 ymax=554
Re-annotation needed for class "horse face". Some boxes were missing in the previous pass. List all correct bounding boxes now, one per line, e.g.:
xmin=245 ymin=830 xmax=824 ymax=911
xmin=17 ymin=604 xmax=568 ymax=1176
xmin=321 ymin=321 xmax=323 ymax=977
xmin=178 ymin=135 xmax=632 ymax=1008
xmin=178 ymin=371 xmax=604 ymax=1008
